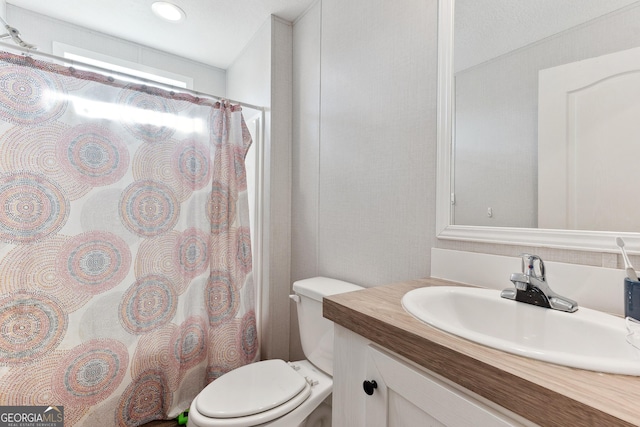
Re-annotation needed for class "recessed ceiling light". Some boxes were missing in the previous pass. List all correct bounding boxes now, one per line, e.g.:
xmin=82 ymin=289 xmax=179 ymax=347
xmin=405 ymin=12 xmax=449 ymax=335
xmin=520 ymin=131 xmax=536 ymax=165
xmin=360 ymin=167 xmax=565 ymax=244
xmin=151 ymin=2 xmax=186 ymax=22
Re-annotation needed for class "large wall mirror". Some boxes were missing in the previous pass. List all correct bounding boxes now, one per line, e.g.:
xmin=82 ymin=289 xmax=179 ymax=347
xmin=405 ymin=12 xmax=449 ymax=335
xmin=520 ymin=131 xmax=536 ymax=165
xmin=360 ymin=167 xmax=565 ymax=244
xmin=436 ymin=0 xmax=640 ymax=252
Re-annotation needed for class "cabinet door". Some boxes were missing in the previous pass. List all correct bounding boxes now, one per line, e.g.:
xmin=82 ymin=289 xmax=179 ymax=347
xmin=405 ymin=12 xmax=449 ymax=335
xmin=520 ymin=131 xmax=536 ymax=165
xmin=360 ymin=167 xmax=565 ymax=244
xmin=364 ymin=346 xmax=523 ymax=427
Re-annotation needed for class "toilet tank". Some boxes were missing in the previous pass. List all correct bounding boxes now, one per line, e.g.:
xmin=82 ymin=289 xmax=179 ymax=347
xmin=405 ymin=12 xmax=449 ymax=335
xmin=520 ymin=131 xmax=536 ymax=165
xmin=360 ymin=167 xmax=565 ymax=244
xmin=292 ymin=277 xmax=363 ymax=376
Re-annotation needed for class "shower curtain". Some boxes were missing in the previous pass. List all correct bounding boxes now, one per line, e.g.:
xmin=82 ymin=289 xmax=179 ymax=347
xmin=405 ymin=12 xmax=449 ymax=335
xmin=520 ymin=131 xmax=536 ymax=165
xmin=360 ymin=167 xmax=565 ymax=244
xmin=0 ymin=51 xmax=258 ymax=426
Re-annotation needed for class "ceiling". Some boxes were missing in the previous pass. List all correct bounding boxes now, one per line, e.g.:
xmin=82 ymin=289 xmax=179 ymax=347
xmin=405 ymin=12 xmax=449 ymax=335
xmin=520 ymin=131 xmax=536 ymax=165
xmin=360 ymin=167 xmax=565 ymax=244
xmin=6 ymin=0 xmax=316 ymax=69
xmin=455 ymin=0 xmax=640 ymax=71
xmin=9 ymin=0 xmax=640 ymax=72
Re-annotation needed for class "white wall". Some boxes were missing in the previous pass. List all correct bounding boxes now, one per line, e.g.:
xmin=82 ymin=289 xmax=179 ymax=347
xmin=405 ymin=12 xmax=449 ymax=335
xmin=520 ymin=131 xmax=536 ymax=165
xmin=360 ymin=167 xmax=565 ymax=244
xmin=290 ymin=1 xmax=322 ymax=360
xmin=289 ymin=0 xmax=439 ymax=360
xmin=289 ymin=0 xmax=639 ymax=363
xmin=227 ymin=20 xmax=271 ymax=107
xmin=291 ymin=4 xmax=321 ymax=284
xmin=291 ymin=0 xmax=438 ymax=289
xmin=290 ymin=1 xmax=640 ymax=292
xmin=227 ymin=16 xmax=293 ymax=362
xmin=6 ymin=6 xmax=226 ymax=95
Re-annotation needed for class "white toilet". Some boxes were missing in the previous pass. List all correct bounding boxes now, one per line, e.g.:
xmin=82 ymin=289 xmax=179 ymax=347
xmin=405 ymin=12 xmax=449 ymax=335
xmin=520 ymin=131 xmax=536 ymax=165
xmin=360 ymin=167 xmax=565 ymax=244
xmin=187 ymin=277 xmax=363 ymax=427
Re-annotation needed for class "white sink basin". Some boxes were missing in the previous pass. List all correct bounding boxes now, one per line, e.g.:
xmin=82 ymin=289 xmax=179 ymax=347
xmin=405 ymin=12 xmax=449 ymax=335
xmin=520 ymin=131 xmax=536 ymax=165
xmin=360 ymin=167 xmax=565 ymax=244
xmin=401 ymin=286 xmax=640 ymax=375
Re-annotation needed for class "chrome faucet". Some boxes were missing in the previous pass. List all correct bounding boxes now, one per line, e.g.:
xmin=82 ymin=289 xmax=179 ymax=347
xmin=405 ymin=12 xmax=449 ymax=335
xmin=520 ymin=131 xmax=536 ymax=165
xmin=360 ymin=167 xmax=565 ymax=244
xmin=500 ymin=254 xmax=578 ymax=312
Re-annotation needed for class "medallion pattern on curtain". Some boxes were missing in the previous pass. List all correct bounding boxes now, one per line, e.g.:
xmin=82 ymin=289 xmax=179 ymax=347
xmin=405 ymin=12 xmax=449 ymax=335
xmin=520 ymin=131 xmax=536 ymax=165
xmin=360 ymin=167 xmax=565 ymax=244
xmin=0 ymin=52 xmax=258 ymax=426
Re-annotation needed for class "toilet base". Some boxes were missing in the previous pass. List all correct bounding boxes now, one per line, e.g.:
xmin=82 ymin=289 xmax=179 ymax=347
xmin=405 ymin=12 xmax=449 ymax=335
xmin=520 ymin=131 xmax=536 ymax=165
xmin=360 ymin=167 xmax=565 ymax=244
xmin=187 ymin=360 xmax=332 ymax=427
xmin=300 ymin=400 xmax=332 ymax=427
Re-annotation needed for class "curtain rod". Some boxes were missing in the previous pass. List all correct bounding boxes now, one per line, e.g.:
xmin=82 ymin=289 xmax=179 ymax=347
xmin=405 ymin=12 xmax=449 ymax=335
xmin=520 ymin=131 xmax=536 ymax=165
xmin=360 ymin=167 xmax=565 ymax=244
xmin=0 ymin=41 xmax=266 ymax=112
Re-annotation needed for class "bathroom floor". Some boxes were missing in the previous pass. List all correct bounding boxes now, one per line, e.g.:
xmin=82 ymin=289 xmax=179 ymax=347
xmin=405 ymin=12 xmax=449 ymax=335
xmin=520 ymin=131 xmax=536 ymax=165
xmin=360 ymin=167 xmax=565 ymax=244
xmin=141 ymin=420 xmax=180 ymax=427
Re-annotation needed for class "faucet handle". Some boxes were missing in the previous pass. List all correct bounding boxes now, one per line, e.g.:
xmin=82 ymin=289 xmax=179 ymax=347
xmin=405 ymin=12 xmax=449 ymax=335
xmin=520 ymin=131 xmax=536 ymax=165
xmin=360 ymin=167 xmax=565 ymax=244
xmin=520 ymin=253 xmax=545 ymax=280
xmin=505 ymin=254 xmax=577 ymax=312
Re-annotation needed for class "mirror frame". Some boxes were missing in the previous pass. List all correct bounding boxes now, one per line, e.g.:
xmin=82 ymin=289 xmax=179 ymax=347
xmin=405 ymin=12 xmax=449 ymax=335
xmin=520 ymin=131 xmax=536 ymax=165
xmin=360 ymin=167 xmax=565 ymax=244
xmin=435 ymin=0 xmax=640 ymax=253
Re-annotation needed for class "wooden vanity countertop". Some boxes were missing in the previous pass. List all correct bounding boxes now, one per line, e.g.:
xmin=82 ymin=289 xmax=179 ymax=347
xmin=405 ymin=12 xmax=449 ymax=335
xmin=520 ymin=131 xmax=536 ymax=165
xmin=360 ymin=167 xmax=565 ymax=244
xmin=323 ymin=278 xmax=640 ymax=427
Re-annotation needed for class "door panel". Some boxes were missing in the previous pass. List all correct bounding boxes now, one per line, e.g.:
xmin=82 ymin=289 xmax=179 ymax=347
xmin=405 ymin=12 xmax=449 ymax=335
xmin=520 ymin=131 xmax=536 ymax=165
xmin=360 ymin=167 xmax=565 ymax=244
xmin=538 ymin=46 xmax=640 ymax=231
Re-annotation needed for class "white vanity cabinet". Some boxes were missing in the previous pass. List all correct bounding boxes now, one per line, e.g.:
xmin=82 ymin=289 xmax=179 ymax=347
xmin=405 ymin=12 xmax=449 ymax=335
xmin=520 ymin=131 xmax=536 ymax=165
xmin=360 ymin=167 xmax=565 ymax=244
xmin=332 ymin=325 xmax=534 ymax=427
xmin=325 ymin=280 xmax=639 ymax=426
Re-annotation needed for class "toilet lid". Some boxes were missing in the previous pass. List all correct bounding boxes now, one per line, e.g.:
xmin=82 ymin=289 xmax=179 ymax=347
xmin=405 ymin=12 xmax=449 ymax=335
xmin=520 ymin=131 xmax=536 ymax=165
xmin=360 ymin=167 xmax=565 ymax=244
xmin=196 ymin=359 xmax=308 ymax=418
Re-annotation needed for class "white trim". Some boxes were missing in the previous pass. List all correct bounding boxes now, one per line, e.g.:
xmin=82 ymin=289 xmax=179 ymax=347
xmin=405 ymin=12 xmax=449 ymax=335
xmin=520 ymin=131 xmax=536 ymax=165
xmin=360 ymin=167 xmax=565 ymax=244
xmin=252 ymin=111 xmax=266 ymax=358
xmin=436 ymin=0 xmax=454 ymax=237
xmin=52 ymin=41 xmax=194 ymax=89
xmin=435 ymin=0 xmax=640 ymax=255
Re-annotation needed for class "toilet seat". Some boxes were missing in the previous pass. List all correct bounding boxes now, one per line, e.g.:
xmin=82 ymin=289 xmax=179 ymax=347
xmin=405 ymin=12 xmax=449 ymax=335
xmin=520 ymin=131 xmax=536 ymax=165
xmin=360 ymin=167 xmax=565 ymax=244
xmin=192 ymin=359 xmax=312 ymax=426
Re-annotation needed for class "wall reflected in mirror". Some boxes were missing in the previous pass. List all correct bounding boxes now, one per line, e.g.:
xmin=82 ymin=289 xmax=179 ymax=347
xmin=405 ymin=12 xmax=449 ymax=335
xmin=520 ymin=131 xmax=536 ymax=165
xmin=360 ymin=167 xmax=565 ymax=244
xmin=452 ymin=0 xmax=640 ymax=231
